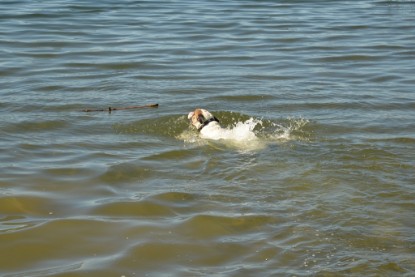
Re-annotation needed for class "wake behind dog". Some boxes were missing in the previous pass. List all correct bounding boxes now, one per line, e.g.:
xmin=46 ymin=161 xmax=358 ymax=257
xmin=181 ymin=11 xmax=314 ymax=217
xmin=182 ymin=108 xmax=311 ymax=151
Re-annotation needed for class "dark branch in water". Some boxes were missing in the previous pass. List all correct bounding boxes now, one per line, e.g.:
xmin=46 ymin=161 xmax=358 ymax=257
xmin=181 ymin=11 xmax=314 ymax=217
xmin=82 ymin=103 xmax=159 ymax=113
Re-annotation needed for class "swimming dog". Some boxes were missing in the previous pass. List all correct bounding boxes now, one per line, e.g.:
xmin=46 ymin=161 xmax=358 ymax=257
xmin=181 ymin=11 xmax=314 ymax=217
xmin=187 ymin=108 xmax=223 ymax=140
xmin=187 ymin=108 xmax=261 ymax=144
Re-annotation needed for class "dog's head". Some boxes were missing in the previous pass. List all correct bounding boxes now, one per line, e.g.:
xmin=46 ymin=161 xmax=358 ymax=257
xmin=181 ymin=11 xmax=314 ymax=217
xmin=188 ymin=108 xmax=219 ymax=130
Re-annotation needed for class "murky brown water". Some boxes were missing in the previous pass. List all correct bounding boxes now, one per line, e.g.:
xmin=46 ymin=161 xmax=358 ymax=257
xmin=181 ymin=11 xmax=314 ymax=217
xmin=1 ymin=0 xmax=414 ymax=276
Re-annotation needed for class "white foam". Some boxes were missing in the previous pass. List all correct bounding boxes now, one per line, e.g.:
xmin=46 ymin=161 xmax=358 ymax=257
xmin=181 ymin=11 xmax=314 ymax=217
xmin=267 ymin=117 xmax=310 ymax=142
xmin=211 ymin=118 xmax=265 ymax=151
xmin=203 ymin=118 xmax=259 ymax=142
xmin=179 ymin=117 xmax=310 ymax=151
xmin=179 ymin=118 xmax=264 ymax=151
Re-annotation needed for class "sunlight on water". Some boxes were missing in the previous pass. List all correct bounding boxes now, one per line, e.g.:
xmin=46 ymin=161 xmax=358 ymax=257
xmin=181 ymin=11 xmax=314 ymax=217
xmin=1 ymin=0 xmax=415 ymax=276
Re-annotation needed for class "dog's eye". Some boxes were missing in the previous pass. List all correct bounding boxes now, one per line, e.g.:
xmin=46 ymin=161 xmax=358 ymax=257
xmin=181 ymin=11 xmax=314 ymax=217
xmin=197 ymin=115 xmax=205 ymax=124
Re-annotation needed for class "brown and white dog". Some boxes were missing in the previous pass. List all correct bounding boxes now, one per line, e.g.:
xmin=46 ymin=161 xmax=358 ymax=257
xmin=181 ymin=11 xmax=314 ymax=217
xmin=187 ymin=108 xmax=223 ymax=140
xmin=188 ymin=108 xmax=260 ymax=143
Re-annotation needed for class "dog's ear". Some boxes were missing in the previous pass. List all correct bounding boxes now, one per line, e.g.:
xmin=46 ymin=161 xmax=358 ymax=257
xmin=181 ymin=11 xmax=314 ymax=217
xmin=187 ymin=112 xmax=194 ymax=120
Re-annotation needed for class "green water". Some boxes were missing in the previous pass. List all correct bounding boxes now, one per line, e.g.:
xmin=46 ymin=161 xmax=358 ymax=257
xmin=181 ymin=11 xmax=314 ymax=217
xmin=1 ymin=0 xmax=414 ymax=276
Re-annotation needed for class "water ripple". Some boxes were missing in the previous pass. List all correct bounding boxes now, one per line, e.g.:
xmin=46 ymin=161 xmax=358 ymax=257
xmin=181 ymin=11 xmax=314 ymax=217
xmin=1 ymin=0 xmax=415 ymax=276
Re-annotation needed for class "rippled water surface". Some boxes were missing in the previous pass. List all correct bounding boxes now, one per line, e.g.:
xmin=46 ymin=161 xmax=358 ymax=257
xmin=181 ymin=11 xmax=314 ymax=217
xmin=1 ymin=0 xmax=415 ymax=276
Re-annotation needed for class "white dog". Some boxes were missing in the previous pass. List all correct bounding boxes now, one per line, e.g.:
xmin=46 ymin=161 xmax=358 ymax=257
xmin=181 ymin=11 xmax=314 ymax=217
xmin=187 ymin=108 xmax=226 ymax=140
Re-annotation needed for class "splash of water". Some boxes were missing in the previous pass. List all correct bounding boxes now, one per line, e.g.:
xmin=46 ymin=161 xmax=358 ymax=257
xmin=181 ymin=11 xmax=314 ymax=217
xmin=178 ymin=118 xmax=262 ymax=150
xmin=205 ymin=117 xmax=259 ymax=142
xmin=179 ymin=117 xmax=310 ymax=151
xmin=267 ymin=117 xmax=310 ymax=141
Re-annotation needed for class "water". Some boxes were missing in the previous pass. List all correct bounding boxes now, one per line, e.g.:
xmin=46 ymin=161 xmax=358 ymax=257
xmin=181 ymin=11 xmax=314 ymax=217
xmin=1 ymin=0 xmax=414 ymax=276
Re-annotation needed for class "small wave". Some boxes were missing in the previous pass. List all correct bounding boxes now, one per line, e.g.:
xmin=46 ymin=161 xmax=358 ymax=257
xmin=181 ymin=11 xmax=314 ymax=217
xmin=114 ymin=112 xmax=311 ymax=151
xmin=179 ymin=114 xmax=311 ymax=151
xmin=178 ymin=117 xmax=262 ymax=151
xmin=262 ymin=117 xmax=311 ymax=141
xmin=114 ymin=115 xmax=189 ymax=138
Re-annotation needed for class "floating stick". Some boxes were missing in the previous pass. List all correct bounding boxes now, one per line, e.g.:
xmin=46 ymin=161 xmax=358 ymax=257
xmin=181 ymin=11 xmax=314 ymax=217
xmin=83 ymin=103 xmax=158 ymax=112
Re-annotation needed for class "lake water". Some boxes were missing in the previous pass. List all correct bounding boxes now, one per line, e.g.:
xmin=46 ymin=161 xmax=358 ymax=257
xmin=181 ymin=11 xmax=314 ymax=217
xmin=1 ymin=0 xmax=414 ymax=276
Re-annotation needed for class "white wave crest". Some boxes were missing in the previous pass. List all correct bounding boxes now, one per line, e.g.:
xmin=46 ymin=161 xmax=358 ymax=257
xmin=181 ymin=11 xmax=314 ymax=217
xmin=179 ymin=117 xmax=310 ymax=151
